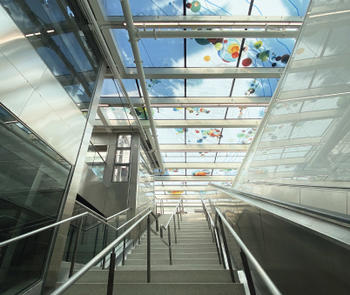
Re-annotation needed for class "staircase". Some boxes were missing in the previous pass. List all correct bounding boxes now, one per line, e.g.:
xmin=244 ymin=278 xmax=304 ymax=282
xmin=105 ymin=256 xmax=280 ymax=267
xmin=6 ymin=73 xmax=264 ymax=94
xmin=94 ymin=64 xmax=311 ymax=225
xmin=60 ymin=213 xmax=245 ymax=295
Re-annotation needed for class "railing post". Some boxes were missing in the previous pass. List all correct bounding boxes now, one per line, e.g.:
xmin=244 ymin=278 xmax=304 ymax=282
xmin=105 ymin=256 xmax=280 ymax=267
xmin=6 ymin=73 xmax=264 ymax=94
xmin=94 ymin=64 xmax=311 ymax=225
xmin=138 ymin=223 xmax=141 ymax=245
xmin=69 ymin=217 xmax=83 ymax=277
xmin=218 ymin=214 xmax=236 ymax=283
xmin=122 ymin=237 xmax=126 ymax=265
xmin=168 ymin=227 xmax=173 ymax=265
xmin=160 ymin=226 xmax=163 ymax=239
xmin=102 ymin=224 xmax=108 ymax=269
xmin=173 ymin=215 xmax=177 ymax=244
xmin=215 ymin=214 xmax=226 ymax=268
xmin=147 ymin=215 xmax=151 ymax=283
xmin=177 ymin=208 xmax=180 ymax=229
xmin=213 ymin=227 xmax=222 ymax=264
xmin=106 ymin=249 xmax=116 ymax=295
xmin=240 ymin=250 xmax=257 ymax=295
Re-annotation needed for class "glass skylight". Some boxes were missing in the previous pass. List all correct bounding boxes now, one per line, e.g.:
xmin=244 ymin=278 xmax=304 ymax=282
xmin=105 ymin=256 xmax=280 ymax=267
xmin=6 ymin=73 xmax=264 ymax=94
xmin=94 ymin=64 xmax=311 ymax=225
xmin=96 ymin=0 xmax=310 ymax=196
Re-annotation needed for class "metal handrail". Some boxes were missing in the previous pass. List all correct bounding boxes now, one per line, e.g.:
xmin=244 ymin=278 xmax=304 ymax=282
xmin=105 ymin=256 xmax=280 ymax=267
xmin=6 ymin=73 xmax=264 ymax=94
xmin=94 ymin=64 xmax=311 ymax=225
xmin=75 ymin=201 xmax=130 ymax=222
xmin=117 ymin=207 xmax=149 ymax=231
xmin=0 ymin=212 xmax=88 ymax=248
xmin=202 ymin=199 xmax=282 ymax=295
xmin=51 ymin=208 xmax=154 ymax=295
xmin=159 ymin=199 xmax=183 ymax=265
xmin=0 ymin=204 xmax=133 ymax=249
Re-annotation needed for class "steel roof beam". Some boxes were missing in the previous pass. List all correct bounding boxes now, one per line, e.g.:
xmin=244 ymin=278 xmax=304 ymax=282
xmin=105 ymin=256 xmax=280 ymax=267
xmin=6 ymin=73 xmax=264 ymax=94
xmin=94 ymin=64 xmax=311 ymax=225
xmin=155 ymin=176 xmax=234 ymax=181
xmin=163 ymin=163 xmax=241 ymax=169
xmin=95 ymin=119 xmax=261 ymax=128
xmin=105 ymin=67 xmax=283 ymax=79
xmin=99 ymin=96 xmax=271 ymax=107
xmin=155 ymin=186 xmax=211 ymax=191
xmin=160 ymin=144 xmax=250 ymax=152
xmin=103 ymin=15 xmax=303 ymax=28
xmin=135 ymin=29 xmax=298 ymax=39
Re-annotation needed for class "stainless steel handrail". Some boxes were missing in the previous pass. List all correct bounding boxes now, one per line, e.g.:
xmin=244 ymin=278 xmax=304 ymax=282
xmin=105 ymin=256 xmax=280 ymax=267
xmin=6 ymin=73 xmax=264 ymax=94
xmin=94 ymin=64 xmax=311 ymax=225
xmin=117 ymin=207 xmax=149 ymax=231
xmin=75 ymin=200 xmax=130 ymax=222
xmin=0 ymin=212 xmax=88 ymax=248
xmin=0 ymin=204 xmax=133 ymax=249
xmin=51 ymin=208 xmax=153 ymax=295
xmin=159 ymin=199 xmax=183 ymax=265
xmin=214 ymin=205 xmax=282 ymax=295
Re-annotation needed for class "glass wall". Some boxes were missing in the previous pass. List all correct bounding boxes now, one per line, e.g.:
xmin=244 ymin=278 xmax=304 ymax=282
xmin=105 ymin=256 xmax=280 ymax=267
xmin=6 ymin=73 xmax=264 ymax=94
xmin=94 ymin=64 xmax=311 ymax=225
xmin=136 ymin=147 xmax=154 ymax=208
xmin=0 ymin=105 xmax=71 ymax=294
xmin=0 ymin=0 xmax=101 ymax=111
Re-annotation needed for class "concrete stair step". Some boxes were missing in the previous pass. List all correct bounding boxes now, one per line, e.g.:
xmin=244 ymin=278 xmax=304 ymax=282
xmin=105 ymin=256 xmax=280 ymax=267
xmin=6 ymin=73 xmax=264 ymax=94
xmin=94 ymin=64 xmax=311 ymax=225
xmin=63 ymin=282 xmax=244 ymax=295
xmin=145 ymin=239 xmax=213 ymax=244
xmin=125 ymin=258 xmax=219 ymax=266
xmin=129 ymin=252 xmax=219 ymax=259
xmin=136 ymin=243 xmax=216 ymax=250
xmin=74 ymin=269 xmax=233 ymax=283
xmin=117 ymin=264 xmax=225 ymax=271
xmin=132 ymin=247 xmax=217 ymax=254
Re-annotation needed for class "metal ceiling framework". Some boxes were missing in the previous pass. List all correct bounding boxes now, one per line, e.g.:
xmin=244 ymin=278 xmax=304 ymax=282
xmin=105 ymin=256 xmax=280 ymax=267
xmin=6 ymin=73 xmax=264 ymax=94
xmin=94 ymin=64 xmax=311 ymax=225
xmin=83 ymin=0 xmax=305 ymax=197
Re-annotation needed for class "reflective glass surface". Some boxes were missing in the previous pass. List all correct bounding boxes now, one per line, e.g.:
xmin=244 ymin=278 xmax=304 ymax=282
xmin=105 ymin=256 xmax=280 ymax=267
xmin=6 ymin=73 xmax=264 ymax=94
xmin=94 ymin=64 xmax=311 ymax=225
xmin=1 ymin=0 xmax=101 ymax=111
xmin=0 ymin=105 xmax=71 ymax=294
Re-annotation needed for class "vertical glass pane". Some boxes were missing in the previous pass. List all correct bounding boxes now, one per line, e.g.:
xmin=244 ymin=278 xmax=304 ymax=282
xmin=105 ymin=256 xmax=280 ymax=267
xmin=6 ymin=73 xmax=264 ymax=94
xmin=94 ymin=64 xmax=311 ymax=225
xmin=0 ymin=106 xmax=71 ymax=294
xmin=113 ymin=165 xmax=129 ymax=182
xmin=117 ymin=134 xmax=132 ymax=148
xmin=116 ymin=150 xmax=130 ymax=164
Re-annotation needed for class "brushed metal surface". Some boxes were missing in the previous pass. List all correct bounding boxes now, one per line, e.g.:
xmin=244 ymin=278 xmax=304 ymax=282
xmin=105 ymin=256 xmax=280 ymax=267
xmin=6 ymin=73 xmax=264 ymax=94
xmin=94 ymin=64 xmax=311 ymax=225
xmin=215 ymin=198 xmax=350 ymax=295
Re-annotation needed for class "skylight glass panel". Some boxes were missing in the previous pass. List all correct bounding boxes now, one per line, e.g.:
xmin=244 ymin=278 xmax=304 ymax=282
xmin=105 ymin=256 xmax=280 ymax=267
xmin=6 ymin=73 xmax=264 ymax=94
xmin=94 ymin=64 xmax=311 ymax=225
xmin=102 ymin=79 xmax=140 ymax=97
xmin=220 ymin=128 xmax=256 ymax=144
xmin=271 ymin=101 xmax=303 ymax=115
xmin=251 ymin=0 xmax=310 ymax=17
xmin=187 ymin=37 xmax=242 ymax=67
xmin=187 ymin=79 xmax=232 ymax=96
xmin=101 ymin=0 xmax=183 ymax=16
xmin=187 ymin=128 xmax=222 ymax=144
xmin=187 ymin=169 xmax=212 ymax=176
xmin=186 ymin=152 xmax=216 ymax=163
xmin=232 ymin=79 xmax=279 ymax=96
xmin=120 ymin=79 xmax=140 ymax=97
xmin=239 ymin=39 xmax=295 ymax=68
xmin=186 ymin=181 xmax=209 ymax=186
xmin=301 ymin=97 xmax=340 ymax=112
xmin=102 ymin=107 xmax=133 ymax=120
xmin=138 ymin=38 xmax=184 ymax=67
xmin=147 ymin=79 xmax=184 ymax=97
xmin=112 ymin=29 xmax=134 ymax=67
xmin=186 ymin=107 xmax=226 ymax=120
xmin=157 ymin=128 xmax=185 ymax=144
xmin=153 ymin=108 xmax=185 ymax=120
xmin=160 ymin=181 xmax=186 ymax=186
xmin=290 ymin=119 xmax=333 ymax=139
xmin=165 ymin=169 xmax=185 ymax=176
xmin=261 ymin=123 xmax=293 ymax=142
xmin=161 ymin=152 xmax=185 ymax=162
xmin=227 ymin=107 xmax=266 ymax=119
xmin=216 ymin=152 xmax=246 ymax=163
xmin=102 ymin=79 xmax=117 ymax=95
xmin=212 ymin=169 xmax=237 ymax=176
xmin=185 ymin=0 xmax=249 ymax=16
